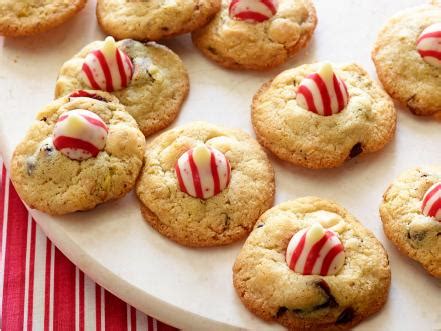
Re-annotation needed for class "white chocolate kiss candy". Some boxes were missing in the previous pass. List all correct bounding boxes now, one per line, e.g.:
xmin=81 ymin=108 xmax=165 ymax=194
xmin=286 ymin=222 xmax=345 ymax=276
xmin=417 ymin=23 xmax=441 ymax=68
xmin=82 ymin=36 xmax=134 ymax=92
xmin=296 ymin=63 xmax=350 ymax=116
xmin=421 ymin=182 xmax=441 ymax=222
xmin=229 ymin=0 xmax=278 ymax=23
xmin=53 ymin=109 xmax=108 ymax=161
xmin=175 ymin=145 xmax=231 ymax=199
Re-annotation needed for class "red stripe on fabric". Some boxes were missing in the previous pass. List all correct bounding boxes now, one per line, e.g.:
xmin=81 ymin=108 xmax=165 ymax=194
xmin=303 ymin=232 xmax=332 ymax=275
xmin=93 ymin=50 xmax=114 ymax=92
xmin=417 ymin=31 xmax=441 ymax=44
xmin=130 ymin=306 xmax=137 ymax=331
xmin=312 ymin=74 xmax=332 ymax=116
xmin=104 ymin=290 xmax=128 ymax=331
xmin=82 ymin=63 xmax=101 ymax=90
xmin=188 ymin=150 xmax=203 ymax=198
xmin=234 ymin=11 xmax=269 ymax=22
xmin=320 ymin=244 xmax=344 ymax=276
xmin=44 ymin=240 xmax=52 ymax=331
xmin=115 ymin=50 xmax=128 ymax=89
xmin=333 ymin=75 xmax=344 ymax=112
xmin=422 ymin=184 xmax=441 ymax=210
xmin=288 ymin=232 xmax=306 ymax=270
xmin=260 ymin=0 xmax=277 ymax=14
xmin=81 ymin=114 xmax=109 ymax=132
xmin=210 ymin=151 xmax=220 ymax=195
xmin=53 ymin=136 xmax=100 ymax=157
xmin=297 ymin=85 xmax=317 ymax=113
xmin=156 ymin=320 xmax=178 ymax=331
xmin=53 ymin=248 xmax=76 ymax=330
xmin=428 ymin=197 xmax=441 ymax=217
xmin=419 ymin=50 xmax=441 ymax=60
xmin=96 ymin=284 xmax=102 ymax=331
xmin=175 ymin=164 xmax=188 ymax=194
xmin=79 ymin=271 xmax=85 ymax=331
xmin=27 ymin=220 xmax=37 ymax=331
xmin=1 ymin=182 xmax=28 ymax=331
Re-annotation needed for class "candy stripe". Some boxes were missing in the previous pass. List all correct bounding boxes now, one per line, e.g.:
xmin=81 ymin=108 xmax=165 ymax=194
xmin=297 ymin=85 xmax=317 ymax=113
xmin=311 ymin=74 xmax=332 ymax=116
xmin=82 ymin=64 xmax=101 ymax=90
xmin=210 ymin=152 xmax=221 ymax=195
xmin=188 ymin=150 xmax=204 ymax=198
xmin=234 ymin=12 xmax=269 ymax=22
xmin=419 ymin=50 xmax=441 ymax=61
xmin=320 ymin=244 xmax=344 ymax=276
xmin=93 ymin=51 xmax=114 ymax=92
xmin=261 ymin=0 xmax=277 ymax=14
xmin=427 ymin=193 xmax=441 ymax=217
xmin=225 ymin=155 xmax=231 ymax=187
xmin=333 ymin=75 xmax=345 ymax=111
xmin=58 ymin=114 xmax=108 ymax=132
xmin=288 ymin=231 xmax=307 ymax=270
xmin=423 ymin=184 xmax=441 ymax=205
xmin=53 ymin=136 xmax=100 ymax=157
xmin=116 ymin=50 xmax=128 ymax=89
xmin=69 ymin=90 xmax=107 ymax=102
xmin=175 ymin=165 xmax=188 ymax=194
xmin=303 ymin=233 xmax=331 ymax=275
xmin=417 ymin=31 xmax=441 ymax=44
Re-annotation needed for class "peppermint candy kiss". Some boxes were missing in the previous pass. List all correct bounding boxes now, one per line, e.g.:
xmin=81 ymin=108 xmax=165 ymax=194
xmin=421 ymin=183 xmax=441 ymax=222
xmin=229 ymin=0 xmax=277 ymax=23
xmin=286 ymin=223 xmax=345 ymax=276
xmin=53 ymin=109 xmax=108 ymax=161
xmin=82 ymin=36 xmax=134 ymax=92
xmin=417 ymin=23 xmax=441 ymax=68
xmin=175 ymin=145 xmax=231 ymax=199
xmin=296 ymin=63 xmax=350 ymax=116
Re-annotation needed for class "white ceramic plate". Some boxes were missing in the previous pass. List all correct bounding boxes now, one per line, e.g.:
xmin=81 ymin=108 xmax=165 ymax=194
xmin=0 ymin=0 xmax=440 ymax=329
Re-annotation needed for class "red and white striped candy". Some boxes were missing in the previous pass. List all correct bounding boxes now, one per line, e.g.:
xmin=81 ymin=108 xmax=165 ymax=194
xmin=286 ymin=223 xmax=345 ymax=276
xmin=421 ymin=183 xmax=441 ymax=222
xmin=229 ymin=0 xmax=277 ymax=23
xmin=296 ymin=63 xmax=350 ymax=116
xmin=82 ymin=36 xmax=134 ymax=92
xmin=417 ymin=23 xmax=441 ymax=68
xmin=175 ymin=145 xmax=231 ymax=199
xmin=53 ymin=109 xmax=108 ymax=161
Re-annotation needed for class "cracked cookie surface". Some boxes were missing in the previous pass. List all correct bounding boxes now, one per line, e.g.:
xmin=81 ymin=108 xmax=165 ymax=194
xmin=55 ymin=39 xmax=189 ymax=136
xmin=251 ymin=62 xmax=396 ymax=169
xmin=372 ymin=3 xmax=441 ymax=115
xmin=380 ymin=166 xmax=441 ymax=278
xmin=136 ymin=122 xmax=275 ymax=247
xmin=233 ymin=197 xmax=391 ymax=330
xmin=0 ymin=0 xmax=86 ymax=37
xmin=11 ymin=91 xmax=146 ymax=215
xmin=191 ymin=0 xmax=317 ymax=70
xmin=96 ymin=0 xmax=220 ymax=41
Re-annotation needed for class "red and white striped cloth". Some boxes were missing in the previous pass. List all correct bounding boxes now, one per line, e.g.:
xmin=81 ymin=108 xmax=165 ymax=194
xmin=0 ymin=161 xmax=177 ymax=331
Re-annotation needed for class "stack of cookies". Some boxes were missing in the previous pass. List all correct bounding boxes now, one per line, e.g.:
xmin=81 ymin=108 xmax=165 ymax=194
xmin=4 ymin=0 xmax=441 ymax=330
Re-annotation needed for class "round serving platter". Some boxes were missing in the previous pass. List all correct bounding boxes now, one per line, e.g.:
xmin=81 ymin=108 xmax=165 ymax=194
xmin=0 ymin=0 xmax=440 ymax=329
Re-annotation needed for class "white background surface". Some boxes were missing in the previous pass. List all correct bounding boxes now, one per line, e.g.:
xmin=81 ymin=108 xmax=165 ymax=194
xmin=1 ymin=0 xmax=440 ymax=330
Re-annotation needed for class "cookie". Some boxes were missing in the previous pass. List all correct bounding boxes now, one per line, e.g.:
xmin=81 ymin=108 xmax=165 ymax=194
xmin=251 ymin=62 xmax=396 ymax=169
xmin=55 ymin=37 xmax=189 ymax=136
xmin=10 ymin=90 xmax=146 ymax=215
xmin=372 ymin=3 xmax=441 ymax=115
xmin=233 ymin=197 xmax=391 ymax=330
xmin=0 ymin=0 xmax=86 ymax=37
xmin=191 ymin=0 xmax=317 ymax=70
xmin=380 ymin=166 xmax=441 ymax=278
xmin=136 ymin=122 xmax=275 ymax=247
xmin=96 ymin=0 xmax=221 ymax=41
